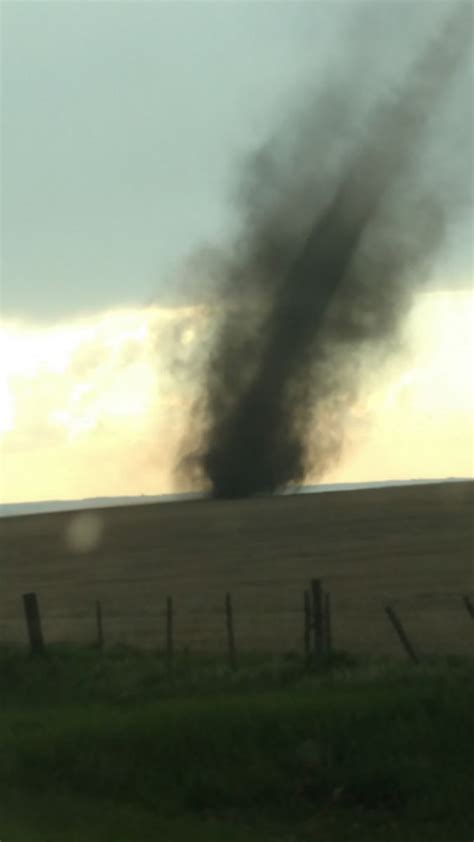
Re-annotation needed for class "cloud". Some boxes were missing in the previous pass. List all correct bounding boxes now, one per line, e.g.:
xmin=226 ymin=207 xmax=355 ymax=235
xmin=0 ymin=305 xmax=202 ymax=501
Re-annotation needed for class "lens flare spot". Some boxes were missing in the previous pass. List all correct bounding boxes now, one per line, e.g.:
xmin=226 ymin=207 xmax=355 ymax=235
xmin=66 ymin=512 xmax=103 ymax=553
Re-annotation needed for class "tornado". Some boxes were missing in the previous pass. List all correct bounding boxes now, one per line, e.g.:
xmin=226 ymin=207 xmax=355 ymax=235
xmin=186 ymin=4 xmax=472 ymax=499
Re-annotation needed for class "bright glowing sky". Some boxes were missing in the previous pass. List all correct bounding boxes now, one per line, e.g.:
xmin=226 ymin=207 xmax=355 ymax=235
xmin=1 ymin=2 xmax=473 ymax=503
xmin=0 ymin=290 xmax=472 ymax=504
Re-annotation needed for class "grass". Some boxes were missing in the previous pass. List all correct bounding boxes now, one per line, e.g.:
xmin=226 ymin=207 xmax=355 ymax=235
xmin=0 ymin=790 xmax=462 ymax=842
xmin=0 ymin=645 xmax=473 ymax=840
xmin=1 ymin=484 xmax=471 ymax=838
xmin=0 ymin=642 xmax=358 ymax=704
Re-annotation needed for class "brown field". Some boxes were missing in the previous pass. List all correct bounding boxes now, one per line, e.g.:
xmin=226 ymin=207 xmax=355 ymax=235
xmin=0 ymin=481 xmax=472 ymax=657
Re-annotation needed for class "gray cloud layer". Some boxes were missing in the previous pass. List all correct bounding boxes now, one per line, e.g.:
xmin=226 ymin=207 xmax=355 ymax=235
xmin=2 ymin=1 xmax=472 ymax=322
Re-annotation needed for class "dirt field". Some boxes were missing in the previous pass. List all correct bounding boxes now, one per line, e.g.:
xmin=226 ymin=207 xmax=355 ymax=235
xmin=0 ymin=481 xmax=472 ymax=656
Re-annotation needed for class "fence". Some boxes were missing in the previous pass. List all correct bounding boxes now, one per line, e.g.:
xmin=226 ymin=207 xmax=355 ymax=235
xmin=18 ymin=581 xmax=474 ymax=666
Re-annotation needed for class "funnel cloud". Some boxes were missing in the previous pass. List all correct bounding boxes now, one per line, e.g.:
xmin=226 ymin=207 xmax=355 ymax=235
xmin=184 ymin=4 xmax=472 ymax=499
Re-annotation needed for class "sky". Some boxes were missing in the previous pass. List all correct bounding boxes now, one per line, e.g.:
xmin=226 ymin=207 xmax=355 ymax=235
xmin=0 ymin=0 xmax=473 ymax=503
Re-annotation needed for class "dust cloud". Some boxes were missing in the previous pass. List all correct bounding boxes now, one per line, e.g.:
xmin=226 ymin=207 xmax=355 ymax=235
xmin=181 ymin=4 xmax=472 ymax=498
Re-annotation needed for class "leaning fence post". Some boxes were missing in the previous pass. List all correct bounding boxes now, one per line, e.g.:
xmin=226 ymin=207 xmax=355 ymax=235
xmin=385 ymin=604 xmax=419 ymax=663
xmin=166 ymin=596 xmax=174 ymax=676
xmin=225 ymin=592 xmax=237 ymax=671
xmin=304 ymin=590 xmax=311 ymax=665
xmin=22 ymin=592 xmax=45 ymax=655
xmin=463 ymin=595 xmax=474 ymax=620
xmin=324 ymin=592 xmax=332 ymax=656
xmin=95 ymin=600 xmax=104 ymax=651
xmin=311 ymin=578 xmax=324 ymax=664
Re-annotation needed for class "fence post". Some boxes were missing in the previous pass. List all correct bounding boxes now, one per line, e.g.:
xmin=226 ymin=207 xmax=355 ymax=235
xmin=303 ymin=590 xmax=311 ymax=665
xmin=225 ymin=592 xmax=237 ymax=671
xmin=166 ymin=596 xmax=174 ymax=676
xmin=463 ymin=595 xmax=474 ymax=620
xmin=95 ymin=600 xmax=104 ymax=651
xmin=311 ymin=578 xmax=324 ymax=664
xmin=22 ymin=592 xmax=45 ymax=655
xmin=385 ymin=604 xmax=419 ymax=663
xmin=324 ymin=592 xmax=332 ymax=656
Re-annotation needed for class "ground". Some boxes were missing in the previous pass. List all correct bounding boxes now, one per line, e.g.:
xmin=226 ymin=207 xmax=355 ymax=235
xmin=0 ymin=646 xmax=472 ymax=841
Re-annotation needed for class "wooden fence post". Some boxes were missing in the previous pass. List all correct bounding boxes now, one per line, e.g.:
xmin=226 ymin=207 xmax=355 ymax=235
xmin=22 ymin=592 xmax=45 ymax=655
xmin=166 ymin=596 xmax=174 ymax=675
xmin=95 ymin=600 xmax=104 ymax=651
xmin=385 ymin=604 xmax=419 ymax=663
xmin=303 ymin=590 xmax=311 ymax=664
xmin=463 ymin=595 xmax=474 ymax=620
xmin=311 ymin=578 xmax=324 ymax=664
xmin=225 ymin=592 xmax=237 ymax=671
xmin=324 ymin=592 xmax=332 ymax=656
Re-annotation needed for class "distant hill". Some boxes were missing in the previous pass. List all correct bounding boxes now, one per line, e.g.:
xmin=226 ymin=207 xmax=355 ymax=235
xmin=0 ymin=479 xmax=472 ymax=656
xmin=1 ymin=478 xmax=471 ymax=517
